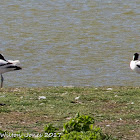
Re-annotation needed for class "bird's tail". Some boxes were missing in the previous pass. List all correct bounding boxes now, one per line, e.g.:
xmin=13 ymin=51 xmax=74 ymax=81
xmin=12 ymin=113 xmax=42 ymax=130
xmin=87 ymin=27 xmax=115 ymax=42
xmin=8 ymin=60 xmax=20 ymax=65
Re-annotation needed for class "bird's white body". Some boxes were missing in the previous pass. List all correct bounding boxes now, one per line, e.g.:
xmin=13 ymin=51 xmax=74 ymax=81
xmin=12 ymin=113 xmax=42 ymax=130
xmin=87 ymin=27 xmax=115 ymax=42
xmin=130 ymin=60 xmax=140 ymax=73
xmin=130 ymin=53 xmax=140 ymax=74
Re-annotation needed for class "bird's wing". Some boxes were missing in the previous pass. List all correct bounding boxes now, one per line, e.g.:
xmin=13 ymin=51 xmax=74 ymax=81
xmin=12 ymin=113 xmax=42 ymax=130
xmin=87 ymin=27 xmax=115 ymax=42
xmin=0 ymin=54 xmax=7 ymax=61
xmin=0 ymin=54 xmax=20 ymax=66
xmin=136 ymin=61 xmax=140 ymax=68
xmin=137 ymin=65 xmax=140 ymax=68
xmin=0 ymin=59 xmax=10 ymax=66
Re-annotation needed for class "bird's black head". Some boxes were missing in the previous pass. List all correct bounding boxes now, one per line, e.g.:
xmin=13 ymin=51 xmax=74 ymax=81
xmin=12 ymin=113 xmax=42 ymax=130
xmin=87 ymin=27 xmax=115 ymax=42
xmin=133 ymin=53 xmax=139 ymax=61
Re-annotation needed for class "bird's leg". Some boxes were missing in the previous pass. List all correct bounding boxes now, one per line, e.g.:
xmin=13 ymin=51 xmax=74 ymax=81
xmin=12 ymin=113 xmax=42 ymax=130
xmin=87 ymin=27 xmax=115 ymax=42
xmin=1 ymin=74 xmax=4 ymax=88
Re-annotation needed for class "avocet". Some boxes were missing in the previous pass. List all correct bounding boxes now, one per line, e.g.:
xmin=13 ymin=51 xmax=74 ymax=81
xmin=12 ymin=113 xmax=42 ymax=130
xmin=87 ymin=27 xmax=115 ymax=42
xmin=130 ymin=53 xmax=140 ymax=74
xmin=0 ymin=54 xmax=22 ymax=88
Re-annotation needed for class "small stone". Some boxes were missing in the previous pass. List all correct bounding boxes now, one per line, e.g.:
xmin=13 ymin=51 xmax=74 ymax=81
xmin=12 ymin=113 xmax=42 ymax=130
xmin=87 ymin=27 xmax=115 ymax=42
xmin=38 ymin=96 xmax=46 ymax=100
xmin=75 ymin=96 xmax=80 ymax=100
xmin=107 ymin=88 xmax=113 ymax=91
xmin=106 ymin=125 xmax=110 ymax=127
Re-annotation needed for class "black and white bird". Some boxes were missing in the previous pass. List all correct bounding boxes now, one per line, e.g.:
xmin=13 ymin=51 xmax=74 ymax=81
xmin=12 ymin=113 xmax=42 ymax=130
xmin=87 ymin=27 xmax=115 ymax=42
xmin=0 ymin=54 xmax=22 ymax=88
xmin=130 ymin=53 xmax=140 ymax=74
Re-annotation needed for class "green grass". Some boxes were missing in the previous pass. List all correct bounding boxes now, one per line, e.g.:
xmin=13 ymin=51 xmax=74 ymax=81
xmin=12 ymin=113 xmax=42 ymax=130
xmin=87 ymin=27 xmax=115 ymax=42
xmin=0 ymin=87 xmax=140 ymax=139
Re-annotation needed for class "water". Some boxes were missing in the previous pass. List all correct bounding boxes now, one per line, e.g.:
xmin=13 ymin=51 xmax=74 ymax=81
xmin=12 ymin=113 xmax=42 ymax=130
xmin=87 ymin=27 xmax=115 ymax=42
xmin=0 ymin=0 xmax=140 ymax=87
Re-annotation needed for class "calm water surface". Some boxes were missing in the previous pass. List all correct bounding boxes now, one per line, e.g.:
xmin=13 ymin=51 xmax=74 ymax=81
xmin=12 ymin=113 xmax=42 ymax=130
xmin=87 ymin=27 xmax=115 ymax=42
xmin=0 ymin=0 xmax=140 ymax=87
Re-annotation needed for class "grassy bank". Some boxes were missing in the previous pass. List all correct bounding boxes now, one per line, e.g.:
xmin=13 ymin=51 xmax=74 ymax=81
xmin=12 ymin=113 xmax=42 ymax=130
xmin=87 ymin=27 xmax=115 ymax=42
xmin=0 ymin=87 xmax=140 ymax=139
